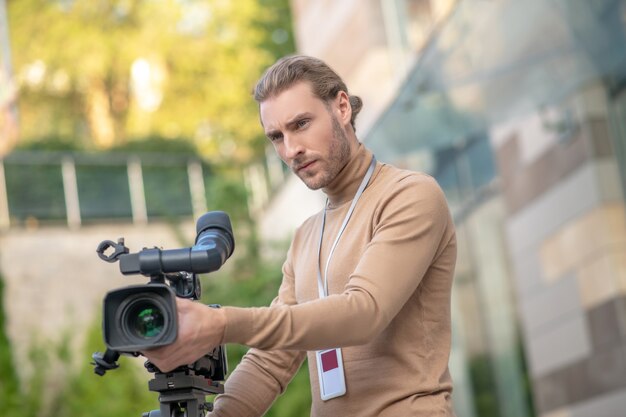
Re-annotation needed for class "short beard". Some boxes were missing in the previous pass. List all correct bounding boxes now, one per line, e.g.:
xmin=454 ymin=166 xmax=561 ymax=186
xmin=301 ymin=114 xmax=351 ymax=190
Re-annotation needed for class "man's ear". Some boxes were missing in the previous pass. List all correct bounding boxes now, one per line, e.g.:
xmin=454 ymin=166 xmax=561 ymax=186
xmin=335 ymin=90 xmax=352 ymax=127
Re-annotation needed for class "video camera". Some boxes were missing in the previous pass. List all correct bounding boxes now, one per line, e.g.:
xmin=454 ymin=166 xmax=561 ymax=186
xmin=92 ymin=211 xmax=235 ymax=417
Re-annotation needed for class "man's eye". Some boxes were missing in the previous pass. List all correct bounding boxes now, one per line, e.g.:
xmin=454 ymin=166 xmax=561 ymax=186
xmin=268 ymin=133 xmax=282 ymax=142
xmin=296 ymin=119 xmax=309 ymax=129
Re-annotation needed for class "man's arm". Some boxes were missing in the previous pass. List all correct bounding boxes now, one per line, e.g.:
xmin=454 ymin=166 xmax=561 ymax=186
xmin=209 ymin=252 xmax=307 ymax=417
xmin=209 ymin=346 xmax=305 ymax=417
xmin=223 ymin=174 xmax=455 ymax=351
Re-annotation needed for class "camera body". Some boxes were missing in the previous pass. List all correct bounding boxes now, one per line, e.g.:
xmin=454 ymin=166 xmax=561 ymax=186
xmin=96 ymin=211 xmax=234 ymax=354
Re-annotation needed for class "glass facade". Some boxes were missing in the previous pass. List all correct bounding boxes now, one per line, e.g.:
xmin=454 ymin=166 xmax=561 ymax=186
xmin=365 ymin=1 xmax=626 ymax=416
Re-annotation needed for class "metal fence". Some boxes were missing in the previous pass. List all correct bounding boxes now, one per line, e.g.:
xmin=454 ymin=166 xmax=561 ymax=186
xmin=0 ymin=151 xmax=211 ymax=229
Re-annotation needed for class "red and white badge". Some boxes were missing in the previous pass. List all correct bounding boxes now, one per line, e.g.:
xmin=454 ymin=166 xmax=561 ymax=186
xmin=316 ymin=348 xmax=346 ymax=400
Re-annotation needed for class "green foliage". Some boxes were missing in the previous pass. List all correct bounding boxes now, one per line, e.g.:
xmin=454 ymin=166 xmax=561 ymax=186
xmin=48 ymin=323 xmax=157 ymax=417
xmin=202 ymin=255 xmax=283 ymax=308
xmin=111 ymin=135 xmax=200 ymax=155
xmin=468 ymin=354 xmax=500 ymax=417
xmin=515 ymin=337 xmax=536 ymax=415
xmin=467 ymin=340 xmax=536 ymax=417
xmin=14 ymin=135 xmax=85 ymax=152
xmin=0 ymin=275 xmax=21 ymax=412
xmin=2 ymin=344 xmax=48 ymax=417
xmin=8 ymin=0 xmax=296 ymax=162
xmin=206 ymin=173 xmax=250 ymax=225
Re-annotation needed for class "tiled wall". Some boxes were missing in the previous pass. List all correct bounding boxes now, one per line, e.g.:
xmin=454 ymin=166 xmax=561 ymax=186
xmin=492 ymin=84 xmax=626 ymax=416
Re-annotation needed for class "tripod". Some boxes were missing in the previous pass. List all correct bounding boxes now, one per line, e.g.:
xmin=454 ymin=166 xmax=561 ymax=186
xmin=93 ymin=347 xmax=226 ymax=417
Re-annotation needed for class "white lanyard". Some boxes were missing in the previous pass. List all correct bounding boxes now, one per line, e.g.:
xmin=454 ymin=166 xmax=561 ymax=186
xmin=316 ymin=156 xmax=376 ymax=299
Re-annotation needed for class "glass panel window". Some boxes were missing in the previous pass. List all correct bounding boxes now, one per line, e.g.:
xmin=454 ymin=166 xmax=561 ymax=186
xmin=5 ymin=162 xmax=65 ymax=222
xmin=76 ymin=164 xmax=133 ymax=220
xmin=143 ymin=164 xmax=193 ymax=219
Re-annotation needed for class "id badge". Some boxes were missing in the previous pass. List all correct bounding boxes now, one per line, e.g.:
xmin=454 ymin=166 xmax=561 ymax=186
xmin=316 ymin=348 xmax=346 ymax=400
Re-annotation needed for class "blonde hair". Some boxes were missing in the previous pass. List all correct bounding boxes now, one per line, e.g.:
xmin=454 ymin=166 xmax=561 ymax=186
xmin=254 ymin=55 xmax=363 ymax=130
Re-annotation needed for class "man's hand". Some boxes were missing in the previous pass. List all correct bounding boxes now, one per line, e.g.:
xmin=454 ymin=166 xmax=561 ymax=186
xmin=141 ymin=297 xmax=226 ymax=372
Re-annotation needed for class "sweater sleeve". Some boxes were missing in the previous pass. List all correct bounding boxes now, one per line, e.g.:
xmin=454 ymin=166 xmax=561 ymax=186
xmin=222 ymin=174 xmax=454 ymax=351
xmin=209 ymin=252 xmax=306 ymax=417
xmin=209 ymin=347 xmax=306 ymax=417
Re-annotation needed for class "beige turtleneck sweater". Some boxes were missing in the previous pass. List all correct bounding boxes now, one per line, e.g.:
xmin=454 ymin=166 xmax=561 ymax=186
xmin=210 ymin=144 xmax=457 ymax=417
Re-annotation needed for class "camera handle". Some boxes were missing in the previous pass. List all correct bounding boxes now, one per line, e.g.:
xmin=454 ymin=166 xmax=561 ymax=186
xmin=91 ymin=349 xmax=120 ymax=376
xmin=96 ymin=238 xmax=201 ymax=299
xmin=92 ymin=349 xmax=145 ymax=375
xmin=96 ymin=238 xmax=129 ymax=263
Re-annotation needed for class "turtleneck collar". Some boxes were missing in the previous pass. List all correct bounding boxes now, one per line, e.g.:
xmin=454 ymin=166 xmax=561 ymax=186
xmin=322 ymin=143 xmax=374 ymax=208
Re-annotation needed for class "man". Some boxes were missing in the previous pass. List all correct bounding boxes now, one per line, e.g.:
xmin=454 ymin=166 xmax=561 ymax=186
xmin=143 ymin=55 xmax=457 ymax=416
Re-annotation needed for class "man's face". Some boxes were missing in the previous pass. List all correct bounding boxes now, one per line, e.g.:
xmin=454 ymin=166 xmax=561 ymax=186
xmin=260 ymin=82 xmax=354 ymax=190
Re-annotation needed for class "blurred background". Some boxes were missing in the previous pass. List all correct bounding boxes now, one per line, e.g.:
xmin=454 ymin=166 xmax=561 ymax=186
xmin=1 ymin=0 xmax=626 ymax=416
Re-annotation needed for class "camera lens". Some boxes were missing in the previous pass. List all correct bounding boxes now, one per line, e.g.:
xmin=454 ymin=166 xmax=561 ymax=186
xmin=126 ymin=300 xmax=165 ymax=339
xmin=104 ymin=284 xmax=177 ymax=351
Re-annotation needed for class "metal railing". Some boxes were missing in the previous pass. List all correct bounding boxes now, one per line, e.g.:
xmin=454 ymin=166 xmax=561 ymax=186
xmin=0 ymin=151 xmax=210 ymax=229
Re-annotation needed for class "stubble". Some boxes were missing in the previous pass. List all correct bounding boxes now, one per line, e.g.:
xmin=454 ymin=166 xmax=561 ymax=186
xmin=298 ymin=114 xmax=351 ymax=190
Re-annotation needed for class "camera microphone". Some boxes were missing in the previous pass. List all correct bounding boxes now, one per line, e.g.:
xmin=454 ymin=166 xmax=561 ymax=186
xmin=118 ymin=211 xmax=235 ymax=276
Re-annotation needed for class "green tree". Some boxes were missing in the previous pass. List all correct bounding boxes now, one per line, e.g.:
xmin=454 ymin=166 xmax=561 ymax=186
xmin=8 ymin=0 xmax=294 ymax=162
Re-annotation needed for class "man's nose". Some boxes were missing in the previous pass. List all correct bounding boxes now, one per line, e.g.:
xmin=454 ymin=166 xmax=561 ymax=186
xmin=283 ymin=134 xmax=305 ymax=160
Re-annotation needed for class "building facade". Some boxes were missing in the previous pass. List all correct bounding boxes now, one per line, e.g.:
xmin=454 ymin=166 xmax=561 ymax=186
xmin=260 ymin=1 xmax=626 ymax=416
